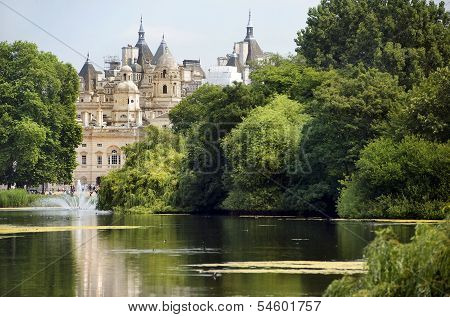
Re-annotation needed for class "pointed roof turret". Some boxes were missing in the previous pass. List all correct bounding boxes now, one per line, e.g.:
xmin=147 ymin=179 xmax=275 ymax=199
xmin=78 ymin=52 xmax=98 ymax=92
xmin=226 ymin=47 xmax=244 ymax=73
xmin=245 ymin=10 xmax=254 ymax=40
xmin=135 ymin=16 xmax=153 ymax=67
xmin=243 ymin=10 xmax=264 ymax=65
xmin=152 ymin=34 xmax=170 ymax=65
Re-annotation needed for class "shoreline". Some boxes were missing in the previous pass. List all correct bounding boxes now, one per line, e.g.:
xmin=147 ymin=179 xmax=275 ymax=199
xmin=0 ymin=207 xmax=446 ymax=223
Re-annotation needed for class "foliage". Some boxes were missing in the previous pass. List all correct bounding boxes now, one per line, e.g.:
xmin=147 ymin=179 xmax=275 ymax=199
xmin=325 ymin=222 xmax=450 ymax=296
xmin=0 ymin=41 xmax=82 ymax=186
xmin=97 ymin=127 xmax=185 ymax=213
xmin=285 ymin=67 xmax=405 ymax=214
xmin=337 ymin=136 xmax=450 ymax=219
xmin=222 ymin=95 xmax=310 ymax=211
xmin=0 ymin=189 xmax=41 ymax=207
xmin=170 ymin=83 xmax=267 ymax=211
xmin=296 ymin=0 xmax=450 ymax=88
xmin=388 ymin=67 xmax=450 ymax=142
xmin=250 ymin=55 xmax=337 ymax=103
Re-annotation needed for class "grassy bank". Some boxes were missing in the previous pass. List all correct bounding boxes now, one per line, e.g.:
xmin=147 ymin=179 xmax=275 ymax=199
xmin=0 ymin=189 xmax=42 ymax=208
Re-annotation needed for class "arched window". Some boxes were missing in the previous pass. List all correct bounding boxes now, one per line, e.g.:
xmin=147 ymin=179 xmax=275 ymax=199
xmin=163 ymin=85 xmax=168 ymax=94
xmin=111 ymin=150 xmax=118 ymax=165
xmin=123 ymin=74 xmax=126 ymax=81
xmin=162 ymin=70 xmax=167 ymax=78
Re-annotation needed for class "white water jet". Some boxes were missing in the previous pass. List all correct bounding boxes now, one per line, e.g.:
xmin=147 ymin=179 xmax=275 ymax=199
xmin=40 ymin=180 xmax=97 ymax=211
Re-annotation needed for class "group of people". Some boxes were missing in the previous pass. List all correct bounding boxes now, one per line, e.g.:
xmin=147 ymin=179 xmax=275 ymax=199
xmin=67 ymin=184 xmax=99 ymax=197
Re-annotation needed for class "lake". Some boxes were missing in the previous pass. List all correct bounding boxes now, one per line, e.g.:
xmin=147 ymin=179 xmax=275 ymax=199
xmin=0 ymin=209 xmax=416 ymax=296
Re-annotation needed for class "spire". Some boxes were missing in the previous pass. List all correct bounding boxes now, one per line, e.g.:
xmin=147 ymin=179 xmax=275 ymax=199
xmin=135 ymin=16 xmax=154 ymax=67
xmin=86 ymin=51 xmax=90 ymax=62
xmin=245 ymin=10 xmax=254 ymax=39
xmin=138 ymin=16 xmax=145 ymax=40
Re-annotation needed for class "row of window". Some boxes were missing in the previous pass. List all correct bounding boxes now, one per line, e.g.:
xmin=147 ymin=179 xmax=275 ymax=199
xmin=81 ymin=150 xmax=121 ymax=166
xmin=81 ymin=144 xmax=103 ymax=147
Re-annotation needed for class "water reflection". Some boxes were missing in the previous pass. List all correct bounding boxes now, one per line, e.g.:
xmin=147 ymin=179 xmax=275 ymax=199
xmin=0 ymin=212 xmax=416 ymax=296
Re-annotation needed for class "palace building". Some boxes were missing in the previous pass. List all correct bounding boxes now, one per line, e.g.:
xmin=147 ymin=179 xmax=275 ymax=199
xmin=73 ymin=18 xmax=205 ymax=186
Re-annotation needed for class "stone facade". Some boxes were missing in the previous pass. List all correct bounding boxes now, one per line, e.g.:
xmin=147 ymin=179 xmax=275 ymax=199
xmin=73 ymin=18 xmax=205 ymax=185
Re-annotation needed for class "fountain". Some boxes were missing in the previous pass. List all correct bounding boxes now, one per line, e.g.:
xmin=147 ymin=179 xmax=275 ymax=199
xmin=40 ymin=180 xmax=97 ymax=210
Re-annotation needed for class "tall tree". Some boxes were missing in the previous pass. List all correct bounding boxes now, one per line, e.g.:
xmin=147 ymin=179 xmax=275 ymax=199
xmin=387 ymin=67 xmax=450 ymax=142
xmin=170 ymin=83 xmax=267 ymax=211
xmin=296 ymin=0 xmax=449 ymax=88
xmin=285 ymin=67 xmax=406 ymax=214
xmin=0 ymin=41 xmax=82 ymax=186
xmin=222 ymin=95 xmax=310 ymax=211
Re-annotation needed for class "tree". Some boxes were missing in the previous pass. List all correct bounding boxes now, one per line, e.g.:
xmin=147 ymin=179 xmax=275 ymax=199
xmin=0 ymin=41 xmax=82 ymax=187
xmin=97 ymin=126 xmax=185 ymax=213
xmin=388 ymin=67 xmax=450 ymax=142
xmin=250 ymin=55 xmax=337 ymax=103
xmin=337 ymin=136 xmax=450 ymax=219
xmin=296 ymin=0 xmax=449 ymax=88
xmin=222 ymin=95 xmax=310 ymax=211
xmin=170 ymin=83 xmax=267 ymax=211
xmin=285 ymin=67 xmax=406 ymax=214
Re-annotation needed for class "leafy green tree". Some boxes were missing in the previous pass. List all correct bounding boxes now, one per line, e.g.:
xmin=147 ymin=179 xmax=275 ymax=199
xmin=0 ymin=41 xmax=82 ymax=187
xmin=337 ymin=136 xmax=450 ymax=219
xmin=388 ymin=67 xmax=450 ymax=142
xmin=325 ymin=222 xmax=450 ymax=296
xmin=97 ymin=126 xmax=185 ymax=212
xmin=170 ymin=83 xmax=267 ymax=211
xmin=222 ymin=95 xmax=310 ymax=211
xmin=250 ymin=55 xmax=337 ymax=103
xmin=285 ymin=67 xmax=406 ymax=214
xmin=296 ymin=0 xmax=449 ymax=88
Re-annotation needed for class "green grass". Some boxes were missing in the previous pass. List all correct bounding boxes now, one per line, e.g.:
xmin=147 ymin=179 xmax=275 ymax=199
xmin=0 ymin=189 xmax=42 ymax=208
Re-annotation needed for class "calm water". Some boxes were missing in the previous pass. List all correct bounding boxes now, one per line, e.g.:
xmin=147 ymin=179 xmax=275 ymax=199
xmin=0 ymin=209 xmax=416 ymax=297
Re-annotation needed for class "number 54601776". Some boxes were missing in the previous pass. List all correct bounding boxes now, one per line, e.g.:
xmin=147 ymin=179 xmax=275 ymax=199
xmin=257 ymin=300 xmax=321 ymax=312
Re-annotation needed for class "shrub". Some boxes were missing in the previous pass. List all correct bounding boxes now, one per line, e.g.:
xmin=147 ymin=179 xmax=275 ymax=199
xmin=324 ymin=221 xmax=450 ymax=296
xmin=337 ymin=136 xmax=450 ymax=219
xmin=0 ymin=189 xmax=41 ymax=207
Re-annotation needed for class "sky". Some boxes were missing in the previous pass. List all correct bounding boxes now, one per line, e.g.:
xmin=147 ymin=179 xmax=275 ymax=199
xmin=0 ymin=0 xmax=322 ymax=72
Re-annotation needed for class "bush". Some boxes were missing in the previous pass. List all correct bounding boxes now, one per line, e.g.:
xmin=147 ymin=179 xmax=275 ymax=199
xmin=337 ymin=136 xmax=450 ymax=219
xmin=324 ymin=222 xmax=450 ymax=296
xmin=0 ymin=189 xmax=41 ymax=207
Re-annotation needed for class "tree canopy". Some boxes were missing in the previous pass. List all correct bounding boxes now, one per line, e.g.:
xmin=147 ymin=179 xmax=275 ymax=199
xmin=285 ymin=67 xmax=406 ymax=214
xmin=97 ymin=126 xmax=185 ymax=212
xmin=0 ymin=41 xmax=82 ymax=186
xmin=337 ymin=136 xmax=450 ymax=219
xmin=296 ymin=0 xmax=450 ymax=88
xmin=222 ymin=95 xmax=310 ymax=211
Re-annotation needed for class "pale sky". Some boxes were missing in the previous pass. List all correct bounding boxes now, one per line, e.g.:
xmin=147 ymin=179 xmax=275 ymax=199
xmin=0 ymin=0 xmax=322 ymax=72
